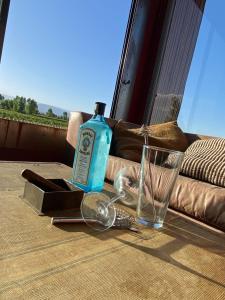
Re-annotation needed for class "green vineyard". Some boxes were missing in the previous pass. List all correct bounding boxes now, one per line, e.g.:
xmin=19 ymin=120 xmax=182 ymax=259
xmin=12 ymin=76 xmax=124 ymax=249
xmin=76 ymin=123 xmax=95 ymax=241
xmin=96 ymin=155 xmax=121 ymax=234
xmin=0 ymin=109 xmax=68 ymax=128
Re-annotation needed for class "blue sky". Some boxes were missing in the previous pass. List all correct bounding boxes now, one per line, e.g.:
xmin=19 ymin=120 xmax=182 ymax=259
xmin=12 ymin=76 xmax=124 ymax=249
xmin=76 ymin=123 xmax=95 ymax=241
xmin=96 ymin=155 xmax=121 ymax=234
xmin=0 ymin=0 xmax=131 ymax=116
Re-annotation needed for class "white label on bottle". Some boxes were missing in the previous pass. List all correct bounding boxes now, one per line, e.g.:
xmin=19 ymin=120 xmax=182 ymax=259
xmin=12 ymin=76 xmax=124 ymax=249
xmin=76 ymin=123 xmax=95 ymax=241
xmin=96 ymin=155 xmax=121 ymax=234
xmin=73 ymin=128 xmax=95 ymax=185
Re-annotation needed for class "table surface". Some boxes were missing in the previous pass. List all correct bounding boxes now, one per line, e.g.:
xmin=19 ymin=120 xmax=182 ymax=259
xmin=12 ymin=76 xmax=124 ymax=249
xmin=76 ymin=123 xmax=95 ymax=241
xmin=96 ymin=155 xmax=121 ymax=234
xmin=1 ymin=162 xmax=225 ymax=300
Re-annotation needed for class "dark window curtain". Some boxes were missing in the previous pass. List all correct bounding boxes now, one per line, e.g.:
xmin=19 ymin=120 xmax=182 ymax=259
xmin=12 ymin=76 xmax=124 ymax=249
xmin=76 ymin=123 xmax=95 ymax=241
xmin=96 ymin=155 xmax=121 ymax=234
xmin=0 ymin=0 xmax=10 ymax=62
xmin=111 ymin=0 xmax=205 ymax=126
xmin=111 ymin=0 xmax=169 ymax=124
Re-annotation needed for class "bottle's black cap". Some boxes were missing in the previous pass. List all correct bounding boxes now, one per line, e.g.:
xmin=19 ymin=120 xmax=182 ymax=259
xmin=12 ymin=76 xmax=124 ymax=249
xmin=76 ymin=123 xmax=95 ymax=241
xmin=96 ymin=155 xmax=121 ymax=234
xmin=94 ymin=102 xmax=106 ymax=116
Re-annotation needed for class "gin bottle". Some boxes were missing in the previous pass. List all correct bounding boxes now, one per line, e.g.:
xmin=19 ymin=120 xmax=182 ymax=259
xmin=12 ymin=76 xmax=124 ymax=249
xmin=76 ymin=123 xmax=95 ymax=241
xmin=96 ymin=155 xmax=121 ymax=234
xmin=72 ymin=102 xmax=112 ymax=192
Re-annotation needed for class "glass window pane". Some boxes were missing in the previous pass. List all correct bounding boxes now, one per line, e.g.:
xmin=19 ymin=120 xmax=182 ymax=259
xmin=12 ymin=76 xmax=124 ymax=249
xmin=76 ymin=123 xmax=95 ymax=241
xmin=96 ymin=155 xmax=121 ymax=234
xmin=0 ymin=0 xmax=131 ymax=117
xmin=178 ymin=0 xmax=225 ymax=138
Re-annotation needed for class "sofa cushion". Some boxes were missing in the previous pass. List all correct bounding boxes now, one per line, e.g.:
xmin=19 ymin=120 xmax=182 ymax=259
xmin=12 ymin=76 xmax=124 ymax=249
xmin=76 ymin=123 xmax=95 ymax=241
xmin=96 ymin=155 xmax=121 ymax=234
xmin=112 ymin=121 xmax=189 ymax=163
xmin=170 ymin=174 xmax=225 ymax=231
xmin=181 ymin=138 xmax=225 ymax=188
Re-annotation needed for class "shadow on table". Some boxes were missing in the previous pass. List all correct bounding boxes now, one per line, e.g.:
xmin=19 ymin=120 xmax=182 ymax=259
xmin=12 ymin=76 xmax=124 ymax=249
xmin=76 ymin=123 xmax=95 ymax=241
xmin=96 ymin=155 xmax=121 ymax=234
xmin=52 ymin=222 xmax=136 ymax=241
xmin=163 ymin=219 xmax=225 ymax=257
xmin=114 ymin=213 xmax=225 ymax=289
xmin=116 ymin=237 xmax=225 ymax=289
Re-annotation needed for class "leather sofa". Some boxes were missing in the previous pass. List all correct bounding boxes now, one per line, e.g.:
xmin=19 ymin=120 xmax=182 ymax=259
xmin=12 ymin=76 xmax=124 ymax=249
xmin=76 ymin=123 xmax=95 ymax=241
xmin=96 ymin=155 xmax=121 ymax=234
xmin=67 ymin=111 xmax=225 ymax=232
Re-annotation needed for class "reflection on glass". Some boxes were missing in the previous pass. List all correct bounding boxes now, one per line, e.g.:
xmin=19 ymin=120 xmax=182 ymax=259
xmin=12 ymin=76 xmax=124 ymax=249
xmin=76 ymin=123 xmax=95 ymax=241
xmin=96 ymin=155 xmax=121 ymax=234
xmin=178 ymin=0 xmax=225 ymax=138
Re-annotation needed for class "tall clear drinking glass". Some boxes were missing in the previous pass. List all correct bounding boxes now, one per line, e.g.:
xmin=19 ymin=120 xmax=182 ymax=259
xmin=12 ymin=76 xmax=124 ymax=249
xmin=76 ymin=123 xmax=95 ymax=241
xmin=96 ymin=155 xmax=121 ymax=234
xmin=137 ymin=146 xmax=184 ymax=229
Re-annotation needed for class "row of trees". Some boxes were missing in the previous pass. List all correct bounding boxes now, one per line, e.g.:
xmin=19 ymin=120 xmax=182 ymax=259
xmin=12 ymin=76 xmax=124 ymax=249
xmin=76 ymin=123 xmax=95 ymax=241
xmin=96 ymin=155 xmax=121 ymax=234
xmin=0 ymin=94 xmax=68 ymax=120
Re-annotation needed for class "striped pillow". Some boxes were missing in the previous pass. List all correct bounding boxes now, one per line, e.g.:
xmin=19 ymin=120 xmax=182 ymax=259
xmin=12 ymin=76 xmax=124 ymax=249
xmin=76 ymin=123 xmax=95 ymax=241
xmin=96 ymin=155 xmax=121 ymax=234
xmin=181 ymin=138 xmax=225 ymax=187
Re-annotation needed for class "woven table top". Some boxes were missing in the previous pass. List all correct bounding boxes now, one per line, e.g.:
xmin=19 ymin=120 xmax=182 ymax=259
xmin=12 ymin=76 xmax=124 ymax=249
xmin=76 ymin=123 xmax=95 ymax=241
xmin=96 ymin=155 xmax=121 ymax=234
xmin=0 ymin=162 xmax=225 ymax=300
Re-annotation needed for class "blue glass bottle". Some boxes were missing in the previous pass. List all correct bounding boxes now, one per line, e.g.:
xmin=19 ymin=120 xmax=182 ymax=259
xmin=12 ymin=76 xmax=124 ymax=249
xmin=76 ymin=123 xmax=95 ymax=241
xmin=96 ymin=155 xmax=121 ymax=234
xmin=71 ymin=102 xmax=112 ymax=192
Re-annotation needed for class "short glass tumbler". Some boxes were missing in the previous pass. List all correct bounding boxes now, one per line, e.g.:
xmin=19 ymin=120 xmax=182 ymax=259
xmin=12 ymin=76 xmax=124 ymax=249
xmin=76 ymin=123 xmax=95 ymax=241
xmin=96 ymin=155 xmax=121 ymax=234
xmin=137 ymin=145 xmax=184 ymax=229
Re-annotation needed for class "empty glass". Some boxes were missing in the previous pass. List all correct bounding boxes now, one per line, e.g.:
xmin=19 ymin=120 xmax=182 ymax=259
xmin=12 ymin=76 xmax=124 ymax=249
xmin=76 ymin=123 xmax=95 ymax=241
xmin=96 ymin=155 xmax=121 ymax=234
xmin=137 ymin=146 xmax=184 ymax=229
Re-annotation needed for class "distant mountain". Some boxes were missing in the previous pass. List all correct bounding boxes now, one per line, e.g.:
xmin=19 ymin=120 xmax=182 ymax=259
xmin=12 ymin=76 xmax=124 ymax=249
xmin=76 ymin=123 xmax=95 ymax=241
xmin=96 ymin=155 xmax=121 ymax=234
xmin=0 ymin=92 xmax=69 ymax=117
xmin=37 ymin=103 xmax=69 ymax=117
